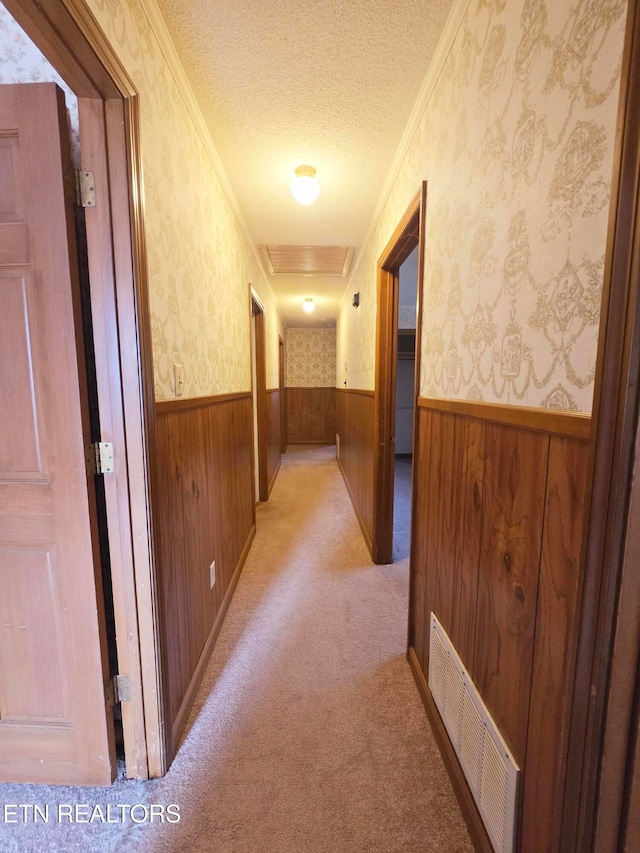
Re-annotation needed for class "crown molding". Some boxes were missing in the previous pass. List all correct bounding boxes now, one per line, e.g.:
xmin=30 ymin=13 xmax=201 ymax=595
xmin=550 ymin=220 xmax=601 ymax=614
xmin=137 ymin=0 xmax=275 ymax=295
xmin=345 ymin=0 xmax=472 ymax=288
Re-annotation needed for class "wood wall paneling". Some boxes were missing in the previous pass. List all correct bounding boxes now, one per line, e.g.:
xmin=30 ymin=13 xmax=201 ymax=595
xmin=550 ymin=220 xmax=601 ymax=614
xmin=409 ymin=398 xmax=591 ymax=849
xmin=154 ymin=411 xmax=186 ymax=726
xmin=458 ymin=419 xmax=485 ymax=672
xmin=286 ymin=387 xmax=336 ymax=444
xmin=474 ymin=423 xmax=548 ymax=765
xmin=415 ymin=410 xmax=484 ymax=677
xmin=409 ymin=405 xmax=431 ymax=670
xmin=336 ymin=389 xmax=375 ymax=554
xmin=520 ymin=436 xmax=589 ymax=852
xmin=155 ymin=394 xmax=255 ymax=742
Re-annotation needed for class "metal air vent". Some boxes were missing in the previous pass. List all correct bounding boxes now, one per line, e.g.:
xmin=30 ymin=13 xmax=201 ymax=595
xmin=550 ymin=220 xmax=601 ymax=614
xmin=428 ymin=613 xmax=519 ymax=853
xmin=258 ymin=245 xmax=354 ymax=277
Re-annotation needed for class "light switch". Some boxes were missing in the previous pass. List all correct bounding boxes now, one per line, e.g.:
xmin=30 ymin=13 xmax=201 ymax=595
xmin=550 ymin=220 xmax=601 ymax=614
xmin=174 ymin=363 xmax=184 ymax=397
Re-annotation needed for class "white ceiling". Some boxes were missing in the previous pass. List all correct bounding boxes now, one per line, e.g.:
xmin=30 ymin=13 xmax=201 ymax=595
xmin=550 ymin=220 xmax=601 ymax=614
xmin=154 ymin=0 xmax=454 ymax=327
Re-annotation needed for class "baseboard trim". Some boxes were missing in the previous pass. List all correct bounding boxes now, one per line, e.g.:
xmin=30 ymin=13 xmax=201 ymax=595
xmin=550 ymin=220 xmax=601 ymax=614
xmin=337 ymin=454 xmax=374 ymax=557
xmin=407 ymin=646 xmax=493 ymax=853
xmin=171 ymin=523 xmax=256 ymax=748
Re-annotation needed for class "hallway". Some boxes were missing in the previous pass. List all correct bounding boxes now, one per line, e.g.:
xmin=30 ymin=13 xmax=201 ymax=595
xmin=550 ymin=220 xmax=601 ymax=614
xmin=0 ymin=445 xmax=471 ymax=853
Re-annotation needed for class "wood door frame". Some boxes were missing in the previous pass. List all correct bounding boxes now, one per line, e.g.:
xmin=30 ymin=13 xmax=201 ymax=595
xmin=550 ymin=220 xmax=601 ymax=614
xmin=250 ymin=287 xmax=269 ymax=502
xmin=279 ymin=335 xmax=287 ymax=453
xmin=372 ymin=183 xmax=427 ymax=565
xmin=4 ymin=0 xmax=167 ymax=778
xmin=562 ymin=0 xmax=640 ymax=847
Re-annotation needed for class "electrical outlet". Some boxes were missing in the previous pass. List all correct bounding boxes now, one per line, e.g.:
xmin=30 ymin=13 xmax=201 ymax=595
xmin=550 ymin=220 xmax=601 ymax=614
xmin=174 ymin=363 xmax=184 ymax=397
xmin=209 ymin=560 xmax=216 ymax=589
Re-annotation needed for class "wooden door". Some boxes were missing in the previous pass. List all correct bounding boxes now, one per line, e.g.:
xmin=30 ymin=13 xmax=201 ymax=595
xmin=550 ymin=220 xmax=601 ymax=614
xmin=0 ymin=83 xmax=116 ymax=785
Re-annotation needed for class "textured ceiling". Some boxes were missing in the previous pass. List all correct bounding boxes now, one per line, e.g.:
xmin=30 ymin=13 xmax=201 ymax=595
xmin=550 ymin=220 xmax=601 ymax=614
xmin=155 ymin=0 xmax=454 ymax=326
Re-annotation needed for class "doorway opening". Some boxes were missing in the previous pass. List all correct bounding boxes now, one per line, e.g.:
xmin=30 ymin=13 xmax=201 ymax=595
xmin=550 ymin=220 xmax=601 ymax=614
xmin=372 ymin=184 xmax=427 ymax=565
xmin=393 ymin=247 xmax=419 ymax=561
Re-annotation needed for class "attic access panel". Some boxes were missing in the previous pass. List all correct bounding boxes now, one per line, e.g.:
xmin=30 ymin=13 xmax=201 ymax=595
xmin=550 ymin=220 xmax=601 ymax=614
xmin=259 ymin=245 xmax=354 ymax=277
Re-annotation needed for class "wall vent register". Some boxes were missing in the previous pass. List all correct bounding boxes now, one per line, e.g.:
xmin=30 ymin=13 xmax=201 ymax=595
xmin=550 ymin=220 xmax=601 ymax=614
xmin=428 ymin=613 xmax=519 ymax=853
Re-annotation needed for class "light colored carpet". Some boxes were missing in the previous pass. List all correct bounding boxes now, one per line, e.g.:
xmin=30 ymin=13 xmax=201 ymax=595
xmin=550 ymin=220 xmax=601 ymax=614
xmin=0 ymin=445 xmax=472 ymax=852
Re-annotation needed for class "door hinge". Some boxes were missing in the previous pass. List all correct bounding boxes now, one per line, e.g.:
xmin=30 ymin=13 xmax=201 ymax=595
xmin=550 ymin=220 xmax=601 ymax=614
xmin=105 ymin=674 xmax=131 ymax=709
xmin=86 ymin=442 xmax=115 ymax=475
xmin=75 ymin=170 xmax=96 ymax=208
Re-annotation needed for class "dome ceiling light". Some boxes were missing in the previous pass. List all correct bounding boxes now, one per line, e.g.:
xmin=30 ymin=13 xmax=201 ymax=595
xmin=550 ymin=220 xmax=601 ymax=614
xmin=302 ymin=298 xmax=315 ymax=313
xmin=291 ymin=165 xmax=319 ymax=206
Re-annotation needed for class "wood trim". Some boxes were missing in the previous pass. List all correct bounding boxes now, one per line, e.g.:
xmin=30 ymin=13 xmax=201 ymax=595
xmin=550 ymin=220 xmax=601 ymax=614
xmin=266 ymin=388 xmax=281 ymax=495
xmin=566 ymin=0 xmax=640 ymax=848
xmin=336 ymin=387 xmax=375 ymax=397
xmin=418 ymin=397 xmax=591 ymax=441
xmin=121 ymin=94 xmax=168 ymax=779
xmin=279 ymin=337 xmax=287 ymax=454
xmin=2 ymin=0 xmax=120 ymax=98
xmin=171 ymin=524 xmax=256 ymax=748
xmin=155 ymin=391 xmax=251 ymax=414
xmin=79 ymin=96 xmax=148 ymax=778
xmin=378 ymin=189 xmax=422 ymax=268
xmin=337 ymin=455 xmax=374 ymax=555
xmin=407 ymin=646 xmax=493 ymax=852
xmin=408 ymin=182 xmax=428 ymax=652
xmin=255 ymin=309 xmax=269 ymax=502
xmin=6 ymin=0 xmax=166 ymax=779
xmin=373 ymin=188 xmax=423 ymax=565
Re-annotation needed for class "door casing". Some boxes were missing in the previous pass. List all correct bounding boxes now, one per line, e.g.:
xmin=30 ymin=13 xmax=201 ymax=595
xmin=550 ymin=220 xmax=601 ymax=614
xmin=250 ymin=286 xmax=269 ymax=503
xmin=372 ymin=183 xmax=427 ymax=565
xmin=3 ymin=0 xmax=167 ymax=778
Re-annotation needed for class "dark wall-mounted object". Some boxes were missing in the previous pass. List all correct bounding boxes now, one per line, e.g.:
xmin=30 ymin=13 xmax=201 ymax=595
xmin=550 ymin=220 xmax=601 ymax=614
xmin=352 ymin=292 xmax=360 ymax=308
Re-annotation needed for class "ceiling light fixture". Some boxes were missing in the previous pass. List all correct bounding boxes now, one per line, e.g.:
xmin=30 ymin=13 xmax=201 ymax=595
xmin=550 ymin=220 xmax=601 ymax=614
xmin=302 ymin=298 xmax=315 ymax=313
xmin=291 ymin=165 xmax=319 ymax=206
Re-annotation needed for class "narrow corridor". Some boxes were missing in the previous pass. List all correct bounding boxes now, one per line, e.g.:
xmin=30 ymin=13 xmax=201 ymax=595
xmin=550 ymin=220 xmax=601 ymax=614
xmin=1 ymin=445 xmax=471 ymax=853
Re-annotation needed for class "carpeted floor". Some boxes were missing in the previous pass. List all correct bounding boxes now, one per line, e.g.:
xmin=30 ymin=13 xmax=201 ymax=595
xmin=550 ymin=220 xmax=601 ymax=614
xmin=393 ymin=457 xmax=413 ymax=562
xmin=0 ymin=445 xmax=472 ymax=853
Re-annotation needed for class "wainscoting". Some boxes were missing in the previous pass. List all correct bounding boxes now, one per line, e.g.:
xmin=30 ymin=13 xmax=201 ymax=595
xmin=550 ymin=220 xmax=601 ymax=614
xmin=155 ymin=392 xmax=255 ymax=748
xmin=286 ymin=387 xmax=336 ymax=444
xmin=408 ymin=397 xmax=591 ymax=852
xmin=267 ymin=388 xmax=281 ymax=493
xmin=335 ymin=389 xmax=375 ymax=553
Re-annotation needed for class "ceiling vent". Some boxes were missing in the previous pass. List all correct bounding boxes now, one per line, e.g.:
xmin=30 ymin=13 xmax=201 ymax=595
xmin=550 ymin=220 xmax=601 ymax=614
xmin=258 ymin=245 xmax=354 ymax=277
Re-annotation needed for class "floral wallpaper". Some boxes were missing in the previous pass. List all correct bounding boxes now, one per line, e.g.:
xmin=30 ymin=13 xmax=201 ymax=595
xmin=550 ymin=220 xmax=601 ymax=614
xmin=0 ymin=3 xmax=80 ymax=166
xmin=286 ymin=329 xmax=336 ymax=388
xmin=338 ymin=0 xmax=626 ymax=413
xmin=79 ymin=0 xmax=282 ymax=398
